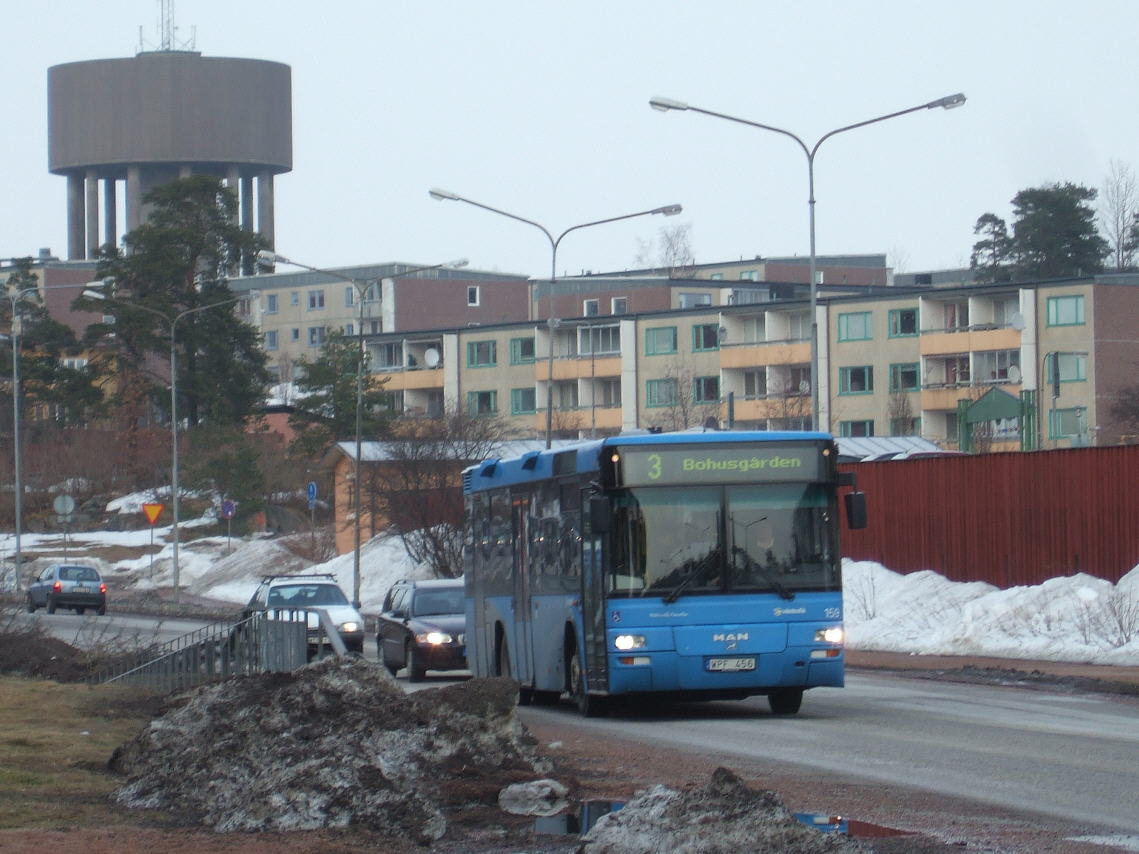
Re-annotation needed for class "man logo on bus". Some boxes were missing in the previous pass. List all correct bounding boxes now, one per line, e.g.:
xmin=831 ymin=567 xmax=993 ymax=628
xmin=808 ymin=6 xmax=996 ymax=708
xmin=713 ymin=632 xmax=748 ymax=643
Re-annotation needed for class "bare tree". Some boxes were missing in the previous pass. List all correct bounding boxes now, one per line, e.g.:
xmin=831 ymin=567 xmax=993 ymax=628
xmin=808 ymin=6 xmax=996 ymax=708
xmin=367 ymin=405 xmax=517 ymax=578
xmin=635 ymin=223 xmax=696 ymax=277
xmin=646 ymin=360 xmax=719 ymax=432
xmin=887 ymin=391 xmax=917 ymax=436
xmin=1100 ymin=160 xmax=1139 ymax=271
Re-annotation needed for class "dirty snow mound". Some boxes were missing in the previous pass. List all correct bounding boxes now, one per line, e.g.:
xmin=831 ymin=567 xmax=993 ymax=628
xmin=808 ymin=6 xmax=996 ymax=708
xmin=580 ymin=767 xmax=870 ymax=854
xmin=109 ymin=658 xmax=548 ymax=841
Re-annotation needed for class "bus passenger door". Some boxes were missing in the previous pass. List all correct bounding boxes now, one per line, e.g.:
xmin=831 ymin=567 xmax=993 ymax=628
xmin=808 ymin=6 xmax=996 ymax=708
xmin=511 ymin=496 xmax=534 ymax=686
xmin=581 ymin=495 xmax=609 ymax=694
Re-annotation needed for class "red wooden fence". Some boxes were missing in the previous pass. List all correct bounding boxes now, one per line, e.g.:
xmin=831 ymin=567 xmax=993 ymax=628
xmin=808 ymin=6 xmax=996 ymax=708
xmin=838 ymin=445 xmax=1139 ymax=588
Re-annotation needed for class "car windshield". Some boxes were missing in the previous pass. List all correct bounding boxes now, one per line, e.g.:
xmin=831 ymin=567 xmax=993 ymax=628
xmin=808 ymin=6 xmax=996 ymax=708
xmin=412 ymin=588 xmax=464 ymax=617
xmin=59 ymin=566 xmax=99 ymax=582
xmin=267 ymin=583 xmax=349 ymax=607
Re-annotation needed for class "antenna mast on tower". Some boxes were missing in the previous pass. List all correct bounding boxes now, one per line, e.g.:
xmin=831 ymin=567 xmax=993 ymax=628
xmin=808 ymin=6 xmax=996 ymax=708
xmin=137 ymin=0 xmax=197 ymax=54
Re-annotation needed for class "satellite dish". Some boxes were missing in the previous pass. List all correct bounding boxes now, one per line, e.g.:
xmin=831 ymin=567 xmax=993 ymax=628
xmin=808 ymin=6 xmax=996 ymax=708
xmin=1010 ymin=312 xmax=1025 ymax=331
xmin=1007 ymin=365 xmax=1022 ymax=384
xmin=798 ymin=380 xmax=811 ymax=394
xmin=424 ymin=348 xmax=441 ymax=368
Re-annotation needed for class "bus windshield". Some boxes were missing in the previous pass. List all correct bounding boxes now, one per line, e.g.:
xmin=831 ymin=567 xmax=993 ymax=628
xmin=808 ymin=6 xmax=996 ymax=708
xmin=607 ymin=483 xmax=838 ymax=598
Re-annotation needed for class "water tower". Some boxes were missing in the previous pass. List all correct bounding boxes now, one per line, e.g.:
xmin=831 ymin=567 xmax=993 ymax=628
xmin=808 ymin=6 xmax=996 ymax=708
xmin=47 ymin=14 xmax=291 ymax=259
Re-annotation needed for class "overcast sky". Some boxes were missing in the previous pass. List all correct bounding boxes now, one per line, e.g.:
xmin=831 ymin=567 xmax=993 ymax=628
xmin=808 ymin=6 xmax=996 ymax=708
xmin=5 ymin=1 xmax=1139 ymax=280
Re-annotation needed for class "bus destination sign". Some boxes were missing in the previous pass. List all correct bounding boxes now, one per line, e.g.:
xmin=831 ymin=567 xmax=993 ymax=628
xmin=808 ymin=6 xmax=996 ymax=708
xmin=619 ymin=444 xmax=821 ymax=486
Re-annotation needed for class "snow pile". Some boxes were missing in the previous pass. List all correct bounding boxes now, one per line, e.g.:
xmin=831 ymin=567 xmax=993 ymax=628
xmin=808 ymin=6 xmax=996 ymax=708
xmin=844 ymin=560 xmax=1139 ymax=665
xmin=109 ymin=657 xmax=548 ymax=838
xmin=580 ymin=767 xmax=868 ymax=854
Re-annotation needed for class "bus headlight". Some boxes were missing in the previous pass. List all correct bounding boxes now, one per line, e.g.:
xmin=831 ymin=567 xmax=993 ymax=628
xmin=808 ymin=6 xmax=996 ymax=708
xmin=339 ymin=621 xmax=361 ymax=634
xmin=814 ymin=627 xmax=844 ymax=644
xmin=614 ymin=634 xmax=647 ymax=651
xmin=416 ymin=631 xmax=453 ymax=645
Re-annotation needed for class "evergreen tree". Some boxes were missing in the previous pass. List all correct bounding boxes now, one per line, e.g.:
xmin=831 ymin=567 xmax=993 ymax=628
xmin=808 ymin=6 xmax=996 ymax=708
xmin=288 ymin=330 xmax=394 ymax=458
xmin=969 ymin=213 xmax=1014 ymax=283
xmin=1009 ymin=183 xmax=1109 ymax=280
xmin=75 ymin=176 xmax=270 ymax=428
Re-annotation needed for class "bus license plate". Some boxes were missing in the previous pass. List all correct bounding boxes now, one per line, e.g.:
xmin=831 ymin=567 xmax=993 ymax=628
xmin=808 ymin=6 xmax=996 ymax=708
xmin=707 ymin=657 xmax=755 ymax=672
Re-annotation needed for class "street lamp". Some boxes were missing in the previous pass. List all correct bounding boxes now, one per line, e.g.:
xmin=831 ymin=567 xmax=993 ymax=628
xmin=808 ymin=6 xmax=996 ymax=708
xmin=257 ymin=252 xmax=468 ymax=608
xmin=649 ymin=93 xmax=966 ymax=431
xmin=84 ymin=285 xmax=251 ymax=602
xmin=428 ymin=188 xmax=682 ymax=446
xmin=4 ymin=281 xmax=90 ymax=592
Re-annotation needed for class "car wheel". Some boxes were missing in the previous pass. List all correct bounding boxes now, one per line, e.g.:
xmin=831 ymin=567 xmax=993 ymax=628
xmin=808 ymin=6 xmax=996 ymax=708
xmin=46 ymin=597 xmax=57 ymax=615
xmin=407 ymin=642 xmax=426 ymax=682
xmin=768 ymin=688 xmax=803 ymax=716
xmin=380 ymin=639 xmax=398 ymax=676
xmin=569 ymin=644 xmax=607 ymax=718
xmin=26 ymin=595 xmax=36 ymax=614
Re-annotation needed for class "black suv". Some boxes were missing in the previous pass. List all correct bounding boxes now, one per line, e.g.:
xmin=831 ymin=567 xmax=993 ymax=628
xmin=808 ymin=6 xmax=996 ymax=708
xmin=377 ymin=578 xmax=467 ymax=681
xmin=26 ymin=564 xmax=106 ymax=615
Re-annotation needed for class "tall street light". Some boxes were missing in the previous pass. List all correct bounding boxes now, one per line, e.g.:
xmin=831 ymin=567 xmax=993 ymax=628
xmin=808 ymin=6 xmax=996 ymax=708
xmin=4 ymin=281 xmax=90 ymax=592
xmin=85 ymin=285 xmax=252 ymax=602
xmin=428 ymin=188 xmax=682 ymax=447
xmin=258 ymin=252 xmax=467 ymax=608
xmin=649 ymin=93 xmax=966 ymax=431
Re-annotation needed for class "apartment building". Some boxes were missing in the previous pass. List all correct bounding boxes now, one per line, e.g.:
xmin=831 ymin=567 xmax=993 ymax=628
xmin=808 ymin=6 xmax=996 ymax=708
xmin=356 ymin=272 xmax=1139 ymax=451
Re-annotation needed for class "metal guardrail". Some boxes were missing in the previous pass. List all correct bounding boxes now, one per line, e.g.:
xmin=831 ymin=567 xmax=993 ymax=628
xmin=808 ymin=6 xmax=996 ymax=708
xmin=93 ymin=608 xmax=348 ymax=693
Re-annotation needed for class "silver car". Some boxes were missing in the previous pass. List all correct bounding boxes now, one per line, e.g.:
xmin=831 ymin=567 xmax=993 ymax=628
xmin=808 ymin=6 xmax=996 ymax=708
xmin=26 ymin=564 xmax=107 ymax=615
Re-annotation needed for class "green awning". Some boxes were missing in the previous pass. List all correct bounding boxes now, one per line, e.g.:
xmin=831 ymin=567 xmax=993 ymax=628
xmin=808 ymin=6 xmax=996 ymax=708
xmin=964 ymin=387 xmax=1023 ymax=424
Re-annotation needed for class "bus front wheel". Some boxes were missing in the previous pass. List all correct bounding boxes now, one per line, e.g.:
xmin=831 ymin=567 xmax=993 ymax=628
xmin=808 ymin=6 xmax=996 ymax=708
xmin=768 ymin=688 xmax=803 ymax=715
xmin=568 ymin=646 xmax=607 ymax=718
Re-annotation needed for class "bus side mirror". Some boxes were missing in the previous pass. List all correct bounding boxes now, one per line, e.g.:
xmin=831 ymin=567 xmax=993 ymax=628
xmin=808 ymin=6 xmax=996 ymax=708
xmin=589 ymin=495 xmax=611 ymax=533
xmin=844 ymin=492 xmax=867 ymax=530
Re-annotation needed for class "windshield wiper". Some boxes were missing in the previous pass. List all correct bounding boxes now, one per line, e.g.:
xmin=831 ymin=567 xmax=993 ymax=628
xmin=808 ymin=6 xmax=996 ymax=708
xmin=662 ymin=550 xmax=718 ymax=604
xmin=731 ymin=546 xmax=795 ymax=601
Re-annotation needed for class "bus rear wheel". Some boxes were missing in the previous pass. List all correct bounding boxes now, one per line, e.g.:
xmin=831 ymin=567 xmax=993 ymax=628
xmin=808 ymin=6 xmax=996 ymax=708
xmin=569 ymin=646 xmax=607 ymax=718
xmin=768 ymin=688 xmax=803 ymax=715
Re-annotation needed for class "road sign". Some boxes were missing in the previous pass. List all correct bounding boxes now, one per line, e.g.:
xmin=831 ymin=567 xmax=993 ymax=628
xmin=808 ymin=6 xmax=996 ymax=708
xmin=53 ymin=494 xmax=76 ymax=516
xmin=307 ymin=481 xmax=317 ymax=501
xmin=221 ymin=499 xmax=236 ymax=520
xmin=142 ymin=502 xmax=164 ymax=525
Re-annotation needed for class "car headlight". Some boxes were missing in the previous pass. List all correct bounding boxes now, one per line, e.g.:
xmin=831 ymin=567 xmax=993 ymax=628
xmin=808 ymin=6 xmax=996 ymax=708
xmin=416 ymin=631 xmax=453 ymax=645
xmin=614 ymin=634 xmax=647 ymax=651
xmin=339 ymin=621 xmax=361 ymax=634
xmin=814 ymin=627 xmax=844 ymax=644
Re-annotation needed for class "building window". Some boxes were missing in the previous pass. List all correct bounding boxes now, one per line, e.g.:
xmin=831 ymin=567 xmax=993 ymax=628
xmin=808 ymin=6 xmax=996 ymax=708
xmin=599 ymin=379 xmax=621 ymax=407
xmin=744 ymin=369 xmax=767 ymax=399
xmin=510 ymin=337 xmax=536 ymax=364
xmin=679 ymin=292 xmax=713 ymax=308
xmin=265 ymin=293 xmax=279 ymax=314
xmin=838 ymin=311 xmax=872 ymax=341
xmin=467 ymin=285 xmax=480 ymax=307
xmin=839 ymin=365 xmax=873 ymax=394
xmin=1046 ymin=352 xmax=1087 ymax=383
xmin=692 ymin=323 xmax=720 ymax=352
xmin=611 ymin=297 xmax=628 ymax=315
xmin=466 ymin=340 xmax=497 ymax=368
xmin=307 ymin=326 xmax=326 ymax=346
xmin=646 ymin=378 xmax=678 ymax=407
xmin=581 ymin=326 xmax=620 ymax=354
xmin=375 ymin=342 xmax=402 ymax=369
xmin=888 ymin=307 xmax=917 ymax=337
xmin=345 ymin=286 xmax=355 ymax=308
xmin=975 ymin=349 xmax=1021 ymax=382
xmin=583 ymin=298 xmax=599 ymax=317
xmin=511 ymin=387 xmax=537 ymax=414
xmin=557 ymin=384 xmax=579 ymax=408
xmin=888 ymin=362 xmax=920 ymax=392
xmin=890 ymin=416 xmax=921 ymax=436
xmin=344 ymin=323 xmax=355 ymax=336
xmin=1049 ymin=407 xmax=1086 ymax=440
xmin=787 ymin=311 xmax=810 ymax=339
xmin=693 ymin=376 xmax=720 ymax=404
xmin=290 ymin=291 xmax=300 ymax=307
xmin=291 ymin=328 xmax=300 ymax=342
xmin=1047 ymin=295 xmax=1085 ymax=326
xmin=839 ymin=420 xmax=875 ymax=437
xmin=710 ymin=273 xmax=724 ymax=281
xmin=944 ymin=301 xmax=969 ymax=329
xmin=307 ymin=290 xmax=325 ymax=310
xmin=467 ymin=390 xmax=497 ymax=416
xmin=265 ymin=330 xmax=278 ymax=351
xmin=645 ymin=326 xmax=678 ymax=355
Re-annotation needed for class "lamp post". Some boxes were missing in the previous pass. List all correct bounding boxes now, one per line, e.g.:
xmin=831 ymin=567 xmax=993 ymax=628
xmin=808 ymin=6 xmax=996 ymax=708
xmin=649 ymin=93 xmax=966 ymax=431
xmin=428 ymin=188 xmax=682 ymax=447
xmin=258 ymin=252 xmax=467 ymax=608
xmin=84 ymin=286 xmax=250 ymax=602
xmin=5 ymin=281 xmax=90 ymax=592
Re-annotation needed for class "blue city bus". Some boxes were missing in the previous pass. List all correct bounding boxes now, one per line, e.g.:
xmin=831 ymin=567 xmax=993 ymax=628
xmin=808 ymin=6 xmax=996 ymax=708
xmin=462 ymin=430 xmax=866 ymax=716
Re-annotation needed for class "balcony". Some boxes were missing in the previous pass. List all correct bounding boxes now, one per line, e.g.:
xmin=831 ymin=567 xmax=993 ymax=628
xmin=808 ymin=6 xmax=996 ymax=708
xmin=377 ymin=366 xmax=445 ymax=391
xmin=920 ymin=325 xmax=1021 ymax=356
xmin=719 ymin=339 xmax=810 ymax=369
xmin=539 ymin=354 xmax=622 ymax=382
